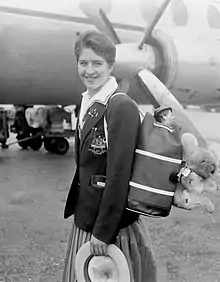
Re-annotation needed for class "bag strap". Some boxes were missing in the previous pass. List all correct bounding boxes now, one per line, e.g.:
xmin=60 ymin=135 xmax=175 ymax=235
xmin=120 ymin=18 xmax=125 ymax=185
xmin=104 ymin=114 xmax=108 ymax=148
xmin=104 ymin=93 xmax=144 ymax=148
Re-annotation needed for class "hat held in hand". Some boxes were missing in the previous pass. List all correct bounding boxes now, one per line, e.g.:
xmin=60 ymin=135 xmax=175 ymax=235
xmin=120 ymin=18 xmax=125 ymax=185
xmin=75 ymin=242 xmax=131 ymax=282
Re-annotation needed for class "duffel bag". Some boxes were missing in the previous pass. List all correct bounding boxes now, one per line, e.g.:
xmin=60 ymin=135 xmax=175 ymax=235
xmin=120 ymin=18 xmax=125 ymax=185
xmin=127 ymin=112 xmax=183 ymax=217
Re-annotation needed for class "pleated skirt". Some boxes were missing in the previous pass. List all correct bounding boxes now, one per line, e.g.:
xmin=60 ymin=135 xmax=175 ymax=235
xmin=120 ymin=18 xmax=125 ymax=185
xmin=62 ymin=217 xmax=157 ymax=282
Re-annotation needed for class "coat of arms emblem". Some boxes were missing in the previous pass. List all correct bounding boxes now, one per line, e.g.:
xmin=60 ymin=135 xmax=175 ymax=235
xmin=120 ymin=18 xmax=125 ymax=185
xmin=89 ymin=135 xmax=107 ymax=155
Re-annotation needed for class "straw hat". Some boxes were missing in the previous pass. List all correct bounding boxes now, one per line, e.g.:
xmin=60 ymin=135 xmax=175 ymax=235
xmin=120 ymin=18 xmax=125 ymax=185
xmin=75 ymin=242 xmax=130 ymax=282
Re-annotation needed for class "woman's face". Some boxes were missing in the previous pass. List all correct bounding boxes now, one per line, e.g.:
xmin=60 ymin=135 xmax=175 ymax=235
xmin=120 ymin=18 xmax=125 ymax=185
xmin=78 ymin=48 xmax=113 ymax=92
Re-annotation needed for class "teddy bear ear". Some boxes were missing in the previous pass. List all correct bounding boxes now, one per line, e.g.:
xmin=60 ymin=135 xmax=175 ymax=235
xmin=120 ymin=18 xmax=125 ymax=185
xmin=181 ymin=133 xmax=198 ymax=155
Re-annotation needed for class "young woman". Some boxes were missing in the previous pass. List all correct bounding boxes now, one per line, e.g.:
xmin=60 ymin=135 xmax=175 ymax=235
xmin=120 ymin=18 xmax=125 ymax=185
xmin=63 ymin=30 xmax=157 ymax=282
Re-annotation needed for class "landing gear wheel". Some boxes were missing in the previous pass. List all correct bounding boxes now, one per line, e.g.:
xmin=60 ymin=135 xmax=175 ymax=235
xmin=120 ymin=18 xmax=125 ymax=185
xmin=29 ymin=136 xmax=43 ymax=151
xmin=17 ymin=134 xmax=29 ymax=149
xmin=44 ymin=137 xmax=69 ymax=154
xmin=55 ymin=138 xmax=69 ymax=155
xmin=44 ymin=138 xmax=57 ymax=153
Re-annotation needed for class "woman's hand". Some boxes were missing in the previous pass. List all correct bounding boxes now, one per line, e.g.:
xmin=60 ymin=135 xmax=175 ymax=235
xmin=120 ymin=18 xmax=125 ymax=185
xmin=90 ymin=235 xmax=108 ymax=256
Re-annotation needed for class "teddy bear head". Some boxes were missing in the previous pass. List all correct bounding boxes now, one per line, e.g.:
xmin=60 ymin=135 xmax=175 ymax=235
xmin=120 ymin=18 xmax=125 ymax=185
xmin=181 ymin=133 xmax=218 ymax=179
xmin=173 ymin=133 xmax=219 ymax=213
xmin=179 ymin=168 xmax=219 ymax=194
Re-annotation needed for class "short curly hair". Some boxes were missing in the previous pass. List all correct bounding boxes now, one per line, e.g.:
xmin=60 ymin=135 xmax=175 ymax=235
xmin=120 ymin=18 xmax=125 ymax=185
xmin=74 ymin=30 xmax=116 ymax=66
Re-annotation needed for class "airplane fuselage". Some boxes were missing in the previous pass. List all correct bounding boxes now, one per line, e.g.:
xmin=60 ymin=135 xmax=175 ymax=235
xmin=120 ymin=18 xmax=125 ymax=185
xmin=0 ymin=0 xmax=219 ymax=106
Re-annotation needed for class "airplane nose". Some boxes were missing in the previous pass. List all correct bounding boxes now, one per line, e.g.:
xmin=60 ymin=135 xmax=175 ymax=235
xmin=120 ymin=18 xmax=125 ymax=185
xmin=113 ymin=43 xmax=160 ymax=80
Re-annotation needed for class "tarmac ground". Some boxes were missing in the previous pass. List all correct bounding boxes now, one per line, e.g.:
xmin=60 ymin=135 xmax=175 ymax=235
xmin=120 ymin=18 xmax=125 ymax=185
xmin=0 ymin=107 xmax=220 ymax=282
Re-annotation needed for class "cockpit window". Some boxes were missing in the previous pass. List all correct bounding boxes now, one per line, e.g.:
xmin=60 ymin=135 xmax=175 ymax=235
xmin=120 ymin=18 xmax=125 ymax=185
xmin=206 ymin=4 xmax=220 ymax=29
xmin=170 ymin=0 xmax=188 ymax=26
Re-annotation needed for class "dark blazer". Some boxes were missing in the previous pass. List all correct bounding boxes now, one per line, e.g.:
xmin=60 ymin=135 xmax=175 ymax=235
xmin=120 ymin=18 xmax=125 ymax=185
xmin=64 ymin=93 xmax=140 ymax=244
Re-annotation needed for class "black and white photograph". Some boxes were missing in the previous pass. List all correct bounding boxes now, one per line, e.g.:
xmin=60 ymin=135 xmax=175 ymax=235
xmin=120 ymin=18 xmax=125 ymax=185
xmin=0 ymin=0 xmax=220 ymax=281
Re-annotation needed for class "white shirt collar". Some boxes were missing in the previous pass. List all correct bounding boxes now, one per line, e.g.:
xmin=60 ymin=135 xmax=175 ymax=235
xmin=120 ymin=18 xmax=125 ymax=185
xmin=82 ymin=76 xmax=118 ymax=106
xmin=79 ymin=77 xmax=118 ymax=131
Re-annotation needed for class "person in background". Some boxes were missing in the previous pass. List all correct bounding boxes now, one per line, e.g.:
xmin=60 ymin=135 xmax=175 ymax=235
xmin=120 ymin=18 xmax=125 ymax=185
xmin=62 ymin=30 xmax=157 ymax=282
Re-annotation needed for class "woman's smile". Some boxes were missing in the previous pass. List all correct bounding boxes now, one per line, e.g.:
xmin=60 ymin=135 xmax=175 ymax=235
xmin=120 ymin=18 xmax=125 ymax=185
xmin=84 ymin=75 xmax=98 ymax=83
xmin=78 ymin=48 xmax=113 ymax=92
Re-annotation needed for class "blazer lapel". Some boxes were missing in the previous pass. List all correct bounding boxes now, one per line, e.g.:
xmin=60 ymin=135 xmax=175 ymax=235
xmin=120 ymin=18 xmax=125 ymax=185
xmin=80 ymin=102 xmax=106 ymax=151
xmin=74 ymin=117 xmax=80 ymax=165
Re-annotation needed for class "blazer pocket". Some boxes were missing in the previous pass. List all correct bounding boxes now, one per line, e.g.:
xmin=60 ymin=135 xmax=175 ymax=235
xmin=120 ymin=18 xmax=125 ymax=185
xmin=91 ymin=175 xmax=106 ymax=189
xmin=85 ymin=180 xmax=105 ymax=218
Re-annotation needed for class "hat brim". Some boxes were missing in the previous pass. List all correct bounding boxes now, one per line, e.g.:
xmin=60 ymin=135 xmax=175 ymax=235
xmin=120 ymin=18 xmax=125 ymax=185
xmin=154 ymin=106 xmax=172 ymax=116
xmin=75 ymin=242 xmax=130 ymax=282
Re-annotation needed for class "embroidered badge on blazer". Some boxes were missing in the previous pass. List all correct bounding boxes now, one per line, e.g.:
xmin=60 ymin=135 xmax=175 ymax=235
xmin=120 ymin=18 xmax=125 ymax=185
xmin=88 ymin=108 xmax=99 ymax=118
xmin=89 ymin=127 xmax=107 ymax=155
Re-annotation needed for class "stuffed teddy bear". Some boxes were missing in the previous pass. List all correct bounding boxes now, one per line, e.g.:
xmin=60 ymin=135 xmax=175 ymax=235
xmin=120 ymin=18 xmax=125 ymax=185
xmin=172 ymin=133 xmax=219 ymax=213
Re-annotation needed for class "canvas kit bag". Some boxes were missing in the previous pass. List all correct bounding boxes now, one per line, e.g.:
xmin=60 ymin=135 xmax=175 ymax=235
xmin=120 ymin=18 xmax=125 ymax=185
xmin=104 ymin=93 xmax=183 ymax=217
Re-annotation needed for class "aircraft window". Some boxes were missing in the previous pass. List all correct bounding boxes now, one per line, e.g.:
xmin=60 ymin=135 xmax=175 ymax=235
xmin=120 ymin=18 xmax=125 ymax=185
xmin=206 ymin=5 xmax=220 ymax=29
xmin=170 ymin=0 xmax=188 ymax=26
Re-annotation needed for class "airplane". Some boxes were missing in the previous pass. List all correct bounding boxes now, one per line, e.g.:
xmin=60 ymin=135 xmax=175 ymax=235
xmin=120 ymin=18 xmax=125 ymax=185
xmin=0 ymin=0 xmax=219 ymax=108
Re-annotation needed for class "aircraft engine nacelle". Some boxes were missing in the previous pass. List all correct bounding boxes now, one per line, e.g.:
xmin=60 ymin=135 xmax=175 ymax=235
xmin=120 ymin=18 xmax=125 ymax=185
xmin=150 ymin=29 xmax=220 ymax=106
xmin=149 ymin=29 xmax=178 ymax=88
xmin=112 ymin=30 xmax=178 ymax=105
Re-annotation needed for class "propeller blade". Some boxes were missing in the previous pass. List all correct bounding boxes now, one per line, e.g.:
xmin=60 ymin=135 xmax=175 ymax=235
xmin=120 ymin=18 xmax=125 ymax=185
xmin=99 ymin=8 xmax=121 ymax=44
xmin=79 ymin=1 xmax=120 ymax=45
xmin=139 ymin=0 xmax=172 ymax=50
xmin=136 ymin=69 xmax=207 ymax=148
